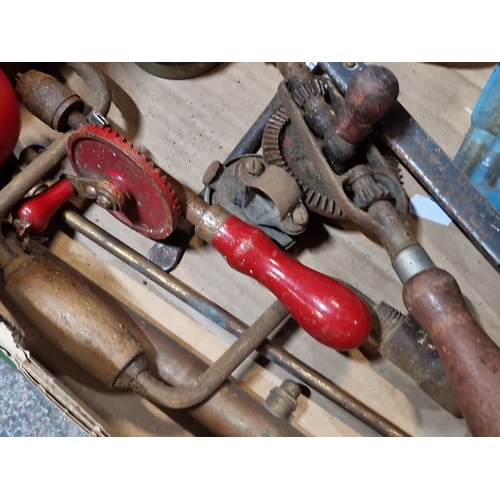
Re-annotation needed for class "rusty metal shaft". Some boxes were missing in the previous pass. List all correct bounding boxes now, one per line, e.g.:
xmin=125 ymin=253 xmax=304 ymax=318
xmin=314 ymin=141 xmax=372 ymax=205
xmin=126 ymin=323 xmax=304 ymax=437
xmin=129 ymin=301 xmax=289 ymax=409
xmin=279 ymin=62 xmax=500 ymax=436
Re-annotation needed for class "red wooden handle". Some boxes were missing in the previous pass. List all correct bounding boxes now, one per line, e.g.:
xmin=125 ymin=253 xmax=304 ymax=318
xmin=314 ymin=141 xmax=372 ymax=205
xmin=15 ymin=179 xmax=76 ymax=234
xmin=211 ymin=216 xmax=372 ymax=350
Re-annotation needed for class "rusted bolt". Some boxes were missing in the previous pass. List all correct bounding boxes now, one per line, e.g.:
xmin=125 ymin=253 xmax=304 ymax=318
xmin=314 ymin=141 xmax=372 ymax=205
xmin=243 ymin=157 xmax=263 ymax=175
xmin=292 ymin=206 xmax=309 ymax=226
xmin=345 ymin=62 xmax=357 ymax=69
xmin=67 ymin=111 xmax=88 ymax=130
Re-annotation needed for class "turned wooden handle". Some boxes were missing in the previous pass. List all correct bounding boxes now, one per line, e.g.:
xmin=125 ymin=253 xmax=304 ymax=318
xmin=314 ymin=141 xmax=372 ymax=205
xmin=15 ymin=179 xmax=76 ymax=234
xmin=211 ymin=216 xmax=372 ymax=351
xmin=403 ymin=268 xmax=500 ymax=436
xmin=335 ymin=65 xmax=399 ymax=144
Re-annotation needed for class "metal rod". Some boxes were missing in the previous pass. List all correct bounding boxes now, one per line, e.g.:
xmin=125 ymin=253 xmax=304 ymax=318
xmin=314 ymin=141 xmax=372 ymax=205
xmin=63 ymin=210 xmax=245 ymax=334
xmin=130 ymin=301 xmax=289 ymax=409
xmin=63 ymin=209 xmax=409 ymax=437
xmin=128 ymin=314 xmax=304 ymax=437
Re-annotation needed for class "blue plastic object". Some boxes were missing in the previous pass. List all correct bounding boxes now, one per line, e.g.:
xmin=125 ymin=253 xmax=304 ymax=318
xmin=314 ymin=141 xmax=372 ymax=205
xmin=454 ymin=64 xmax=500 ymax=210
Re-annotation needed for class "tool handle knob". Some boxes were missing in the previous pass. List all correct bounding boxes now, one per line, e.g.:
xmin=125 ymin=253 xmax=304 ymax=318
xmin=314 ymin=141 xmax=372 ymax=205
xmin=211 ymin=216 xmax=372 ymax=350
xmin=336 ymin=65 xmax=399 ymax=144
xmin=403 ymin=268 xmax=500 ymax=436
xmin=14 ymin=179 xmax=75 ymax=234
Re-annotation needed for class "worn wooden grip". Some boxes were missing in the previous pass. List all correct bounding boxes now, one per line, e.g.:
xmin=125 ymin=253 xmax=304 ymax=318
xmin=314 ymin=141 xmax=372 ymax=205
xmin=403 ymin=268 xmax=500 ymax=436
xmin=4 ymin=255 xmax=144 ymax=387
xmin=335 ymin=65 xmax=399 ymax=144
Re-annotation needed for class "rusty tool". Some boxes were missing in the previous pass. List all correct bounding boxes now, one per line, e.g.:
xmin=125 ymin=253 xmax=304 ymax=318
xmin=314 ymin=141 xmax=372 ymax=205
xmin=202 ymin=155 xmax=308 ymax=248
xmin=14 ymin=124 xmax=372 ymax=351
xmin=4 ymin=76 xmax=406 ymax=436
xmin=62 ymin=209 xmax=409 ymax=436
xmin=265 ymin=62 xmax=500 ymax=436
xmin=356 ymin=291 xmax=459 ymax=416
xmin=14 ymin=126 xmax=182 ymax=239
xmin=320 ymin=62 xmax=500 ymax=271
xmin=0 ymin=238 xmax=303 ymax=437
xmin=15 ymin=68 xmax=108 ymax=131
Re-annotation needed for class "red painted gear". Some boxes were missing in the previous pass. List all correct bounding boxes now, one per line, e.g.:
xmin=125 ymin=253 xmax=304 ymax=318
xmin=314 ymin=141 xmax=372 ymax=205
xmin=66 ymin=125 xmax=182 ymax=239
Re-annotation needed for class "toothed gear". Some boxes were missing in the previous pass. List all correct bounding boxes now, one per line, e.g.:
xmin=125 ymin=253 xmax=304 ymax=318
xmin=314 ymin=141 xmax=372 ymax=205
xmin=262 ymin=108 xmax=406 ymax=218
xmin=290 ymin=78 xmax=327 ymax=108
xmin=66 ymin=124 xmax=182 ymax=239
xmin=262 ymin=108 xmax=342 ymax=217
xmin=351 ymin=175 xmax=392 ymax=209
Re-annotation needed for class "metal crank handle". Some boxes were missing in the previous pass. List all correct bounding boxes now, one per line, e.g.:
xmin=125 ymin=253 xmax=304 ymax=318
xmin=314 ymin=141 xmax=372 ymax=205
xmin=13 ymin=178 xmax=76 ymax=235
xmin=182 ymin=187 xmax=372 ymax=351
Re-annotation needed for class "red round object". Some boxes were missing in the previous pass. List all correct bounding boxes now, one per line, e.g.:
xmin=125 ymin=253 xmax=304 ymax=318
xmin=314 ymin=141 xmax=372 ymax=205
xmin=0 ymin=69 xmax=21 ymax=167
xmin=66 ymin=125 xmax=182 ymax=239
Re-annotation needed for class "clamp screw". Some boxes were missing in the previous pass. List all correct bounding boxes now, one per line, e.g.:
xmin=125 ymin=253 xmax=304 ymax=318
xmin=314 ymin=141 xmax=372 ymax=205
xmin=243 ymin=157 xmax=263 ymax=175
xmin=292 ymin=206 xmax=309 ymax=226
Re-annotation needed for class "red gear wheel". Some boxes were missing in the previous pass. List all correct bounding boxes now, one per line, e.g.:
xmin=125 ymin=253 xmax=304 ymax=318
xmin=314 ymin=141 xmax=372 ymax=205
xmin=66 ymin=125 xmax=182 ymax=239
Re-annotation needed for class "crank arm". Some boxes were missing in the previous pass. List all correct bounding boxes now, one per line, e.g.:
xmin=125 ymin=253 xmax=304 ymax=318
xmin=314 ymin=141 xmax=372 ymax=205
xmin=320 ymin=62 xmax=500 ymax=271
